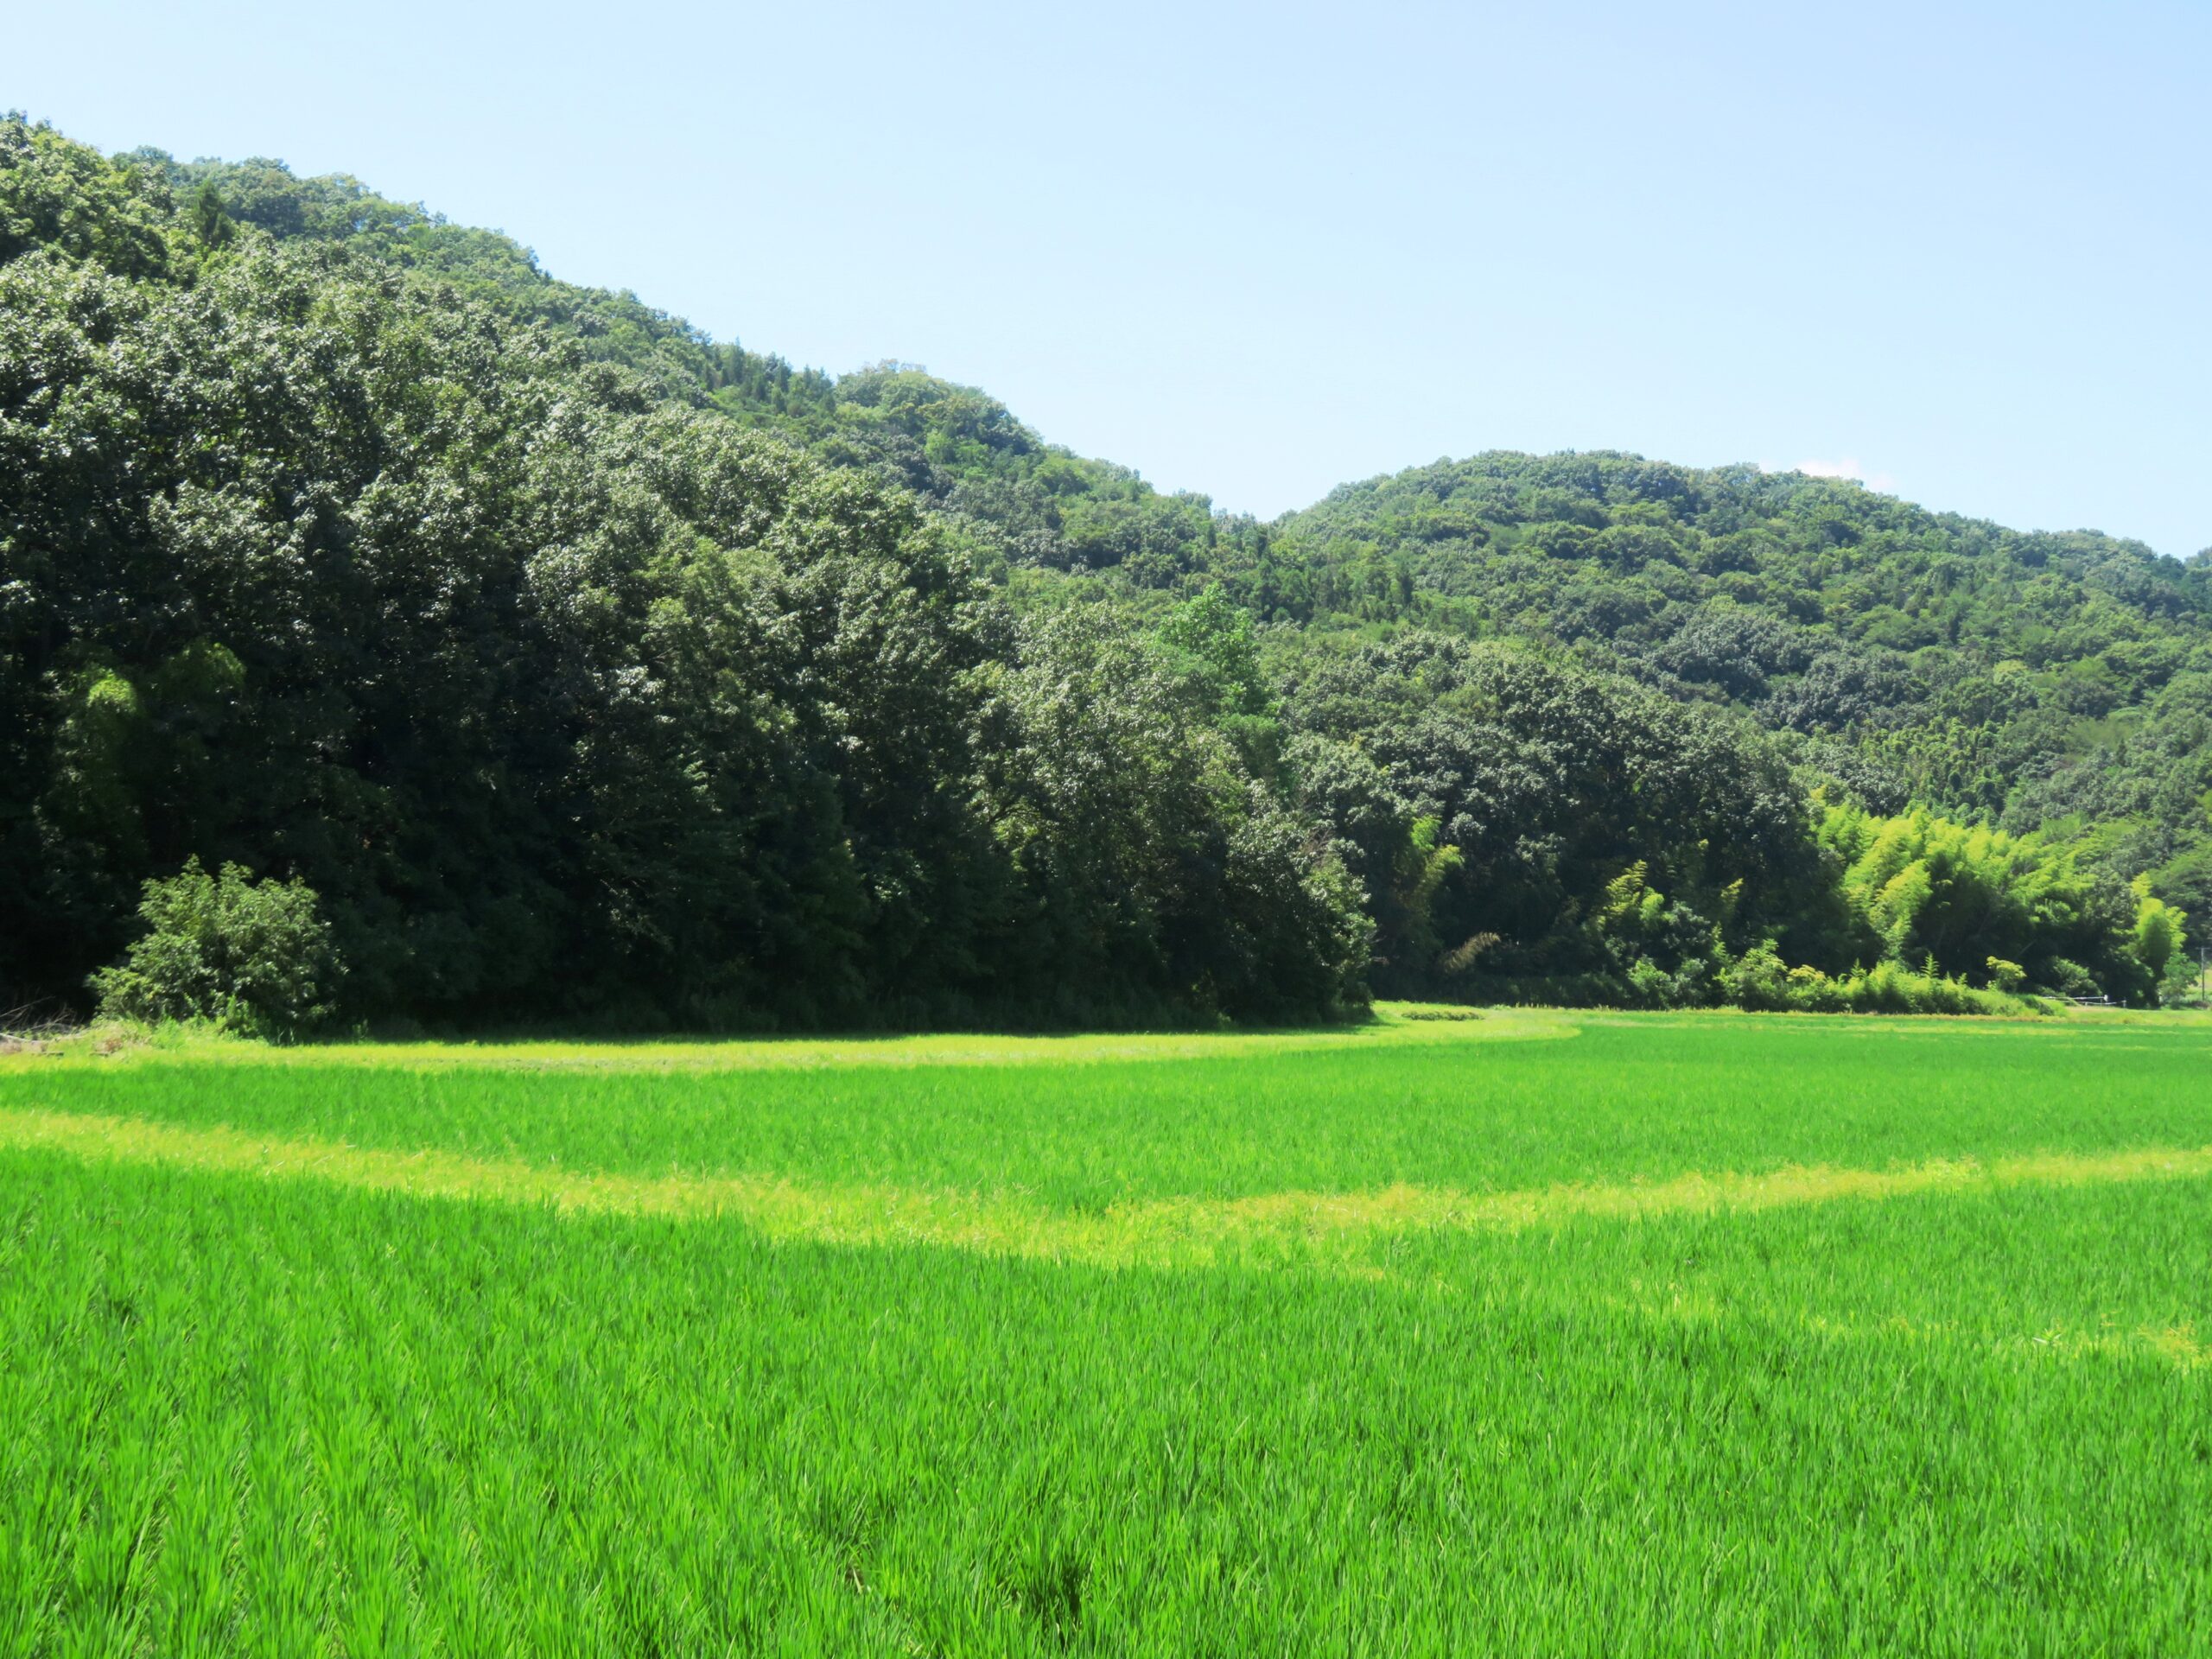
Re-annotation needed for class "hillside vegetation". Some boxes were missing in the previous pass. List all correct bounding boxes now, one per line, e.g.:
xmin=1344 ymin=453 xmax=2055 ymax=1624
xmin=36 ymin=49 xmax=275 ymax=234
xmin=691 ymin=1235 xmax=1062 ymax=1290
xmin=2 ymin=117 xmax=2200 ymax=1027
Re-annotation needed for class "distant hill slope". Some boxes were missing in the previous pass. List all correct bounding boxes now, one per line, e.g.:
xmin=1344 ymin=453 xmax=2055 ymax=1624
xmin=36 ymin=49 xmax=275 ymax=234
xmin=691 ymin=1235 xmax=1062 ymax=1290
xmin=167 ymin=149 xmax=2212 ymax=841
xmin=1269 ymin=454 xmax=2212 ymax=809
xmin=160 ymin=150 xmax=2212 ymax=666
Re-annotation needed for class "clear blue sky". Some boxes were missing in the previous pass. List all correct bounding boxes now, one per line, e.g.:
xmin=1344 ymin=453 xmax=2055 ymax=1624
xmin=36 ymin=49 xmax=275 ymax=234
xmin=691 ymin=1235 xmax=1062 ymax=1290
xmin=12 ymin=2 xmax=2209 ymax=554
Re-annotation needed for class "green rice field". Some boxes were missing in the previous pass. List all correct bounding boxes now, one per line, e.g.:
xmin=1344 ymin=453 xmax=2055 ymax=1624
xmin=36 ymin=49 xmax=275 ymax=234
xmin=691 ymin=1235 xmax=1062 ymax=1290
xmin=4 ymin=1008 xmax=2210 ymax=1654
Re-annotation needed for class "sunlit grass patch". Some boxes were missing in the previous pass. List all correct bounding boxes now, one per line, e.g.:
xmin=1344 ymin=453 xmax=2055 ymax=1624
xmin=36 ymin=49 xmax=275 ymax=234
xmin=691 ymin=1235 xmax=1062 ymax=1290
xmin=8 ymin=1008 xmax=2211 ymax=1210
xmin=6 ymin=1100 xmax=2212 ymax=1277
xmin=0 ymin=1001 xmax=1573 ymax=1077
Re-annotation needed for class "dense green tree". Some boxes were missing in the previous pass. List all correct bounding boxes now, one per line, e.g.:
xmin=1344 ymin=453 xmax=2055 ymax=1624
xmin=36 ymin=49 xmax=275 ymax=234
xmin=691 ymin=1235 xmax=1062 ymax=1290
xmin=90 ymin=858 xmax=338 ymax=1037
xmin=1255 ymin=454 xmax=2210 ymax=843
xmin=1819 ymin=805 xmax=2152 ymax=998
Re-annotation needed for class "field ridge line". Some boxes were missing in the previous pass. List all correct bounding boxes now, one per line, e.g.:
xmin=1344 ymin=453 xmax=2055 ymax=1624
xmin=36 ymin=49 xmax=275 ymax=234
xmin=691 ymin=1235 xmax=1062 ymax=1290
xmin=3 ymin=1107 xmax=2210 ymax=1265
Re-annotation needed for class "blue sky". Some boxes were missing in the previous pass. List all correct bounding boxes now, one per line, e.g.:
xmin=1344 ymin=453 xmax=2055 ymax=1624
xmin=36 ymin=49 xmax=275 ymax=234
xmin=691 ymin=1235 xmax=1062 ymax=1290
xmin=12 ymin=1 xmax=2209 ymax=554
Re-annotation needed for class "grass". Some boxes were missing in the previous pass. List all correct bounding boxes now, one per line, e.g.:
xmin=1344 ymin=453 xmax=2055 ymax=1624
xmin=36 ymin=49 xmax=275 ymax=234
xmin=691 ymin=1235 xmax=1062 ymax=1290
xmin=3 ymin=1007 xmax=2210 ymax=1653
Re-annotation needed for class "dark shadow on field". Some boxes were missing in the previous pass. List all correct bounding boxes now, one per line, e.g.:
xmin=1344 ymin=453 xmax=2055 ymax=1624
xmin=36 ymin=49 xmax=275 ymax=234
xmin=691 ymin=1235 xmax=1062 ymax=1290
xmin=317 ymin=1005 xmax=1402 ymax=1052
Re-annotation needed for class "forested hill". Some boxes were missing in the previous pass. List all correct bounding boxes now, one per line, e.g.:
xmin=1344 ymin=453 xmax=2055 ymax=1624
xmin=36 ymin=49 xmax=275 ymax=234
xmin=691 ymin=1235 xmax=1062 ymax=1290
xmin=1267 ymin=456 xmax=2212 ymax=818
xmin=2 ymin=118 xmax=2202 ymax=1029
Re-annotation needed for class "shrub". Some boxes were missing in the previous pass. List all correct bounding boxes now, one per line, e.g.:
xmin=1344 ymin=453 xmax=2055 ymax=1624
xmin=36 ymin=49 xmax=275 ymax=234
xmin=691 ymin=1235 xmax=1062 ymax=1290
xmin=1828 ymin=959 xmax=2032 ymax=1016
xmin=1726 ymin=956 xmax=2037 ymax=1017
xmin=1625 ymin=957 xmax=1675 ymax=1008
xmin=2037 ymin=957 xmax=2098 ymax=998
xmin=2158 ymin=950 xmax=2208 ymax=1009
xmin=1784 ymin=963 xmax=1845 ymax=1013
xmin=1725 ymin=942 xmax=1792 ymax=1011
xmin=89 ymin=858 xmax=340 ymax=1039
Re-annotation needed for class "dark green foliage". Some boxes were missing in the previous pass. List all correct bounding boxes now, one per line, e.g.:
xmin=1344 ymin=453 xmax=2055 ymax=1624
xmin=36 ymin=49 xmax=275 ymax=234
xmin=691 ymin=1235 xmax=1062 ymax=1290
xmin=1283 ymin=634 xmax=1822 ymax=998
xmin=89 ymin=858 xmax=338 ymax=1036
xmin=972 ymin=444 xmax=2208 ymax=965
xmin=2 ymin=116 xmax=2198 ymax=1024
xmin=0 ymin=118 xmax=1363 ymax=1029
xmin=972 ymin=610 xmax=1366 ymax=1023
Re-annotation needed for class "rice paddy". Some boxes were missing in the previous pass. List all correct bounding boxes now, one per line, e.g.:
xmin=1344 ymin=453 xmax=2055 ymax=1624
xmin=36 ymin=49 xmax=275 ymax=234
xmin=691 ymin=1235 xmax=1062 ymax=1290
xmin=5 ymin=1008 xmax=2211 ymax=1653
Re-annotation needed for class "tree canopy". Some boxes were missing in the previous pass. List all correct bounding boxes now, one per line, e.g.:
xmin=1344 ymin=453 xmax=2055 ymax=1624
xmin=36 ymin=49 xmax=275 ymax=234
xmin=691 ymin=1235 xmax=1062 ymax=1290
xmin=1 ymin=118 xmax=2196 ymax=1027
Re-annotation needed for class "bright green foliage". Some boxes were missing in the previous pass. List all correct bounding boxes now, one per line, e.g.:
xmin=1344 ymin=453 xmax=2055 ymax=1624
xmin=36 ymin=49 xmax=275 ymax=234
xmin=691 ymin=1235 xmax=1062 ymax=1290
xmin=1157 ymin=583 xmax=1274 ymax=720
xmin=87 ymin=858 xmax=339 ymax=1039
xmin=1819 ymin=804 xmax=2171 ymax=999
xmin=4 ymin=1015 xmax=2212 ymax=1649
xmin=1778 ymin=957 xmax=2031 ymax=1015
xmin=1154 ymin=582 xmax=1282 ymax=777
xmin=2133 ymin=879 xmax=2185 ymax=981
xmin=0 ymin=117 xmax=169 ymax=277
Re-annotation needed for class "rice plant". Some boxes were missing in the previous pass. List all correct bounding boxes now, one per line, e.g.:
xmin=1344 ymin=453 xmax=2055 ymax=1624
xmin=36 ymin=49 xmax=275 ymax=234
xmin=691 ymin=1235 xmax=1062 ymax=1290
xmin=3 ymin=1009 xmax=2209 ymax=1652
